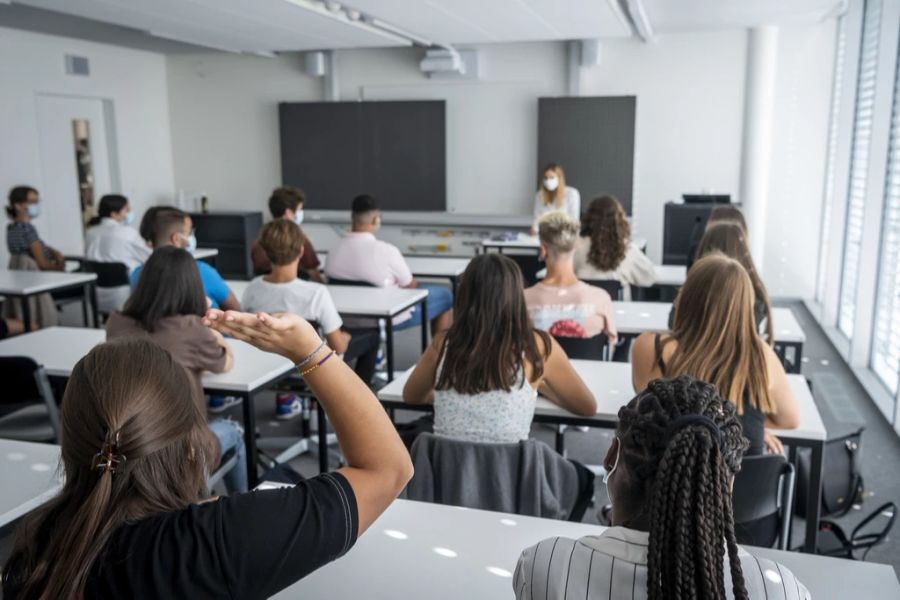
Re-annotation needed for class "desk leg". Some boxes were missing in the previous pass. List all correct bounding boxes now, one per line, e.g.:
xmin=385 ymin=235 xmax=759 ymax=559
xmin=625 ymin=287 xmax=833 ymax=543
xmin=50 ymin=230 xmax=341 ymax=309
xmin=85 ymin=282 xmax=99 ymax=328
xmin=420 ymin=297 xmax=429 ymax=352
xmin=385 ymin=319 xmax=395 ymax=382
xmin=794 ymin=343 xmax=804 ymax=374
xmin=786 ymin=445 xmax=798 ymax=549
xmin=804 ymin=441 xmax=824 ymax=553
xmin=81 ymin=287 xmax=89 ymax=326
xmin=21 ymin=295 xmax=32 ymax=332
xmin=317 ymin=402 xmax=328 ymax=474
xmin=451 ymin=276 xmax=457 ymax=298
xmin=555 ymin=427 xmax=565 ymax=455
xmin=241 ymin=392 xmax=259 ymax=488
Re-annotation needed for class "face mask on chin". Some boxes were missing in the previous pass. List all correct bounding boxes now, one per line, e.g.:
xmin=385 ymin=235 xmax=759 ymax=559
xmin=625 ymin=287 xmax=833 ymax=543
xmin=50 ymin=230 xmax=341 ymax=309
xmin=543 ymin=177 xmax=559 ymax=192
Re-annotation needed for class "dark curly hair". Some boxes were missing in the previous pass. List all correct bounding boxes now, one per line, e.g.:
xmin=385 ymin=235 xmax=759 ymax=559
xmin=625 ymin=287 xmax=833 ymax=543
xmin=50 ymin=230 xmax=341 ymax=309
xmin=616 ymin=376 xmax=750 ymax=600
xmin=581 ymin=195 xmax=629 ymax=271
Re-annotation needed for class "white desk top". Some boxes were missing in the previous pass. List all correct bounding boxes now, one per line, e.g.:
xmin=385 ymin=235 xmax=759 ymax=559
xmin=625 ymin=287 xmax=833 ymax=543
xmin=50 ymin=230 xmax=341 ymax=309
xmin=0 ymin=327 xmax=293 ymax=394
xmin=275 ymin=499 xmax=896 ymax=600
xmin=653 ymin=264 xmax=687 ymax=286
xmin=481 ymin=234 xmax=540 ymax=250
xmin=379 ymin=360 xmax=825 ymax=443
xmin=0 ymin=270 xmax=97 ymax=296
xmin=0 ymin=439 xmax=62 ymax=527
xmin=319 ymin=254 xmax=469 ymax=279
xmin=227 ymin=280 xmax=428 ymax=319
xmin=194 ymin=247 xmax=219 ymax=260
xmin=611 ymin=302 xmax=806 ymax=343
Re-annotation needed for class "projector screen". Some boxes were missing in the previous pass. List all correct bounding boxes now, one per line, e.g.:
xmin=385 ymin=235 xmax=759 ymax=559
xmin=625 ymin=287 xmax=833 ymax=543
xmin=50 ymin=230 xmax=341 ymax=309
xmin=537 ymin=96 xmax=636 ymax=215
xmin=279 ymin=100 xmax=446 ymax=212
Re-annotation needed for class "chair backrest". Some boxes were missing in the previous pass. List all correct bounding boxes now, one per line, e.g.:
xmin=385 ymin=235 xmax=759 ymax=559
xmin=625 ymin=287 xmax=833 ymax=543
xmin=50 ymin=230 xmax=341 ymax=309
xmin=326 ymin=277 xmax=376 ymax=287
xmin=553 ymin=333 xmax=610 ymax=361
xmin=732 ymin=454 xmax=795 ymax=550
xmin=583 ymin=278 xmax=623 ymax=300
xmin=506 ymin=255 xmax=543 ymax=287
xmin=0 ymin=356 xmax=60 ymax=439
xmin=84 ymin=260 xmax=130 ymax=288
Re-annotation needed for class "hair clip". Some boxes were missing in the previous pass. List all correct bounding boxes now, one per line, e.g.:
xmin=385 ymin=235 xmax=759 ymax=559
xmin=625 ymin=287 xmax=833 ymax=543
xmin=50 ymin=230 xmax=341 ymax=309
xmin=93 ymin=431 xmax=127 ymax=475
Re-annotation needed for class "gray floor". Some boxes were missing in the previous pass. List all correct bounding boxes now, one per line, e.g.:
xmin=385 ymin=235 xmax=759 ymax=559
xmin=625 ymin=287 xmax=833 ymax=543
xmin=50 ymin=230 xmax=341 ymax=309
xmin=2 ymin=298 xmax=899 ymax=581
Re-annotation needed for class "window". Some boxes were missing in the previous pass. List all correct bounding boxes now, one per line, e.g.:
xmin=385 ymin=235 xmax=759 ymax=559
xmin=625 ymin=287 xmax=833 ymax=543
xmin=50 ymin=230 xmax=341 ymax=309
xmin=838 ymin=0 xmax=883 ymax=337
xmin=817 ymin=16 xmax=848 ymax=303
xmin=871 ymin=38 xmax=900 ymax=395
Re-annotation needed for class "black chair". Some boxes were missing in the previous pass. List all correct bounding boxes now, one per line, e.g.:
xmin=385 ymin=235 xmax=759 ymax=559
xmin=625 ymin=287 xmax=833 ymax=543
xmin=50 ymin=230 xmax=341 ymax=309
xmin=553 ymin=333 xmax=610 ymax=361
xmin=732 ymin=454 xmax=795 ymax=550
xmin=584 ymin=278 xmax=624 ymax=300
xmin=507 ymin=255 xmax=543 ymax=287
xmin=0 ymin=356 xmax=60 ymax=442
xmin=83 ymin=260 xmax=130 ymax=287
xmin=326 ymin=277 xmax=375 ymax=287
xmin=817 ymin=501 xmax=897 ymax=559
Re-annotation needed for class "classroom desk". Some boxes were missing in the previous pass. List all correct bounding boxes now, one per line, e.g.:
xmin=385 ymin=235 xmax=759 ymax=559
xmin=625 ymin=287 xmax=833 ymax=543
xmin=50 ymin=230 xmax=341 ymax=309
xmin=0 ymin=439 xmax=62 ymax=528
xmin=653 ymin=264 xmax=687 ymax=286
xmin=227 ymin=280 xmax=429 ymax=382
xmin=0 ymin=270 xmax=98 ymax=331
xmin=193 ymin=247 xmax=219 ymax=265
xmin=481 ymin=235 xmax=648 ymax=254
xmin=275 ymin=499 xmax=897 ymax=600
xmin=376 ymin=361 xmax=826 ymax=554
xmin=0 ymin=327 xmax=294 ymax=488
xmin=611 ymin=302 xmax=806 ymax=373
xmin=319 ymin=254 xmax=469 ymax=296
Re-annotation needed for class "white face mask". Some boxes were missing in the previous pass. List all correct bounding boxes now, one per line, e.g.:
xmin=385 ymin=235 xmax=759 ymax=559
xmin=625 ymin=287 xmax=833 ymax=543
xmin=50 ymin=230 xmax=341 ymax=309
xmin=543 ymin=176 xmax=559 ymax=192
xmin=294 ymin=209 xmax=304 ymax=225
xmin=180 ymin=232 xmax=197 ymax=254
xmin=27 ymin=203 xmax=41 ymax=218
xmin=602 ymin=437 xmax=621 ymax=506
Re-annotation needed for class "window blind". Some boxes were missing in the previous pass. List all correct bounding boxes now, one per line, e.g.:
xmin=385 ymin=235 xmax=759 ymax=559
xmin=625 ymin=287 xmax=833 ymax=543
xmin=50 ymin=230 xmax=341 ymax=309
xmin=871 ymin=36 xmax=900 ymax=395
xmin=838 ymin=0 xmax=883 ymax=337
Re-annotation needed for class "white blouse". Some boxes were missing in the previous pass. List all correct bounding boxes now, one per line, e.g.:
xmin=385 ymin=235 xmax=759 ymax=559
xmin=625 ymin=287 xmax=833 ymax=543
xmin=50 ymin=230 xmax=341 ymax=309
xmin=574 ymin=238 xmax=656 ymax=300
xmin=533 ymin=187 xmax=581 ymax=228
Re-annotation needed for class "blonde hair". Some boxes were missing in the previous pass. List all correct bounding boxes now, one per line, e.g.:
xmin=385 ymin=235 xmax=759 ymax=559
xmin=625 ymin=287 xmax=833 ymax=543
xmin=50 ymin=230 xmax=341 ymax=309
xmin=539 ymin=163 xmax=567 ymax=208
xmin=665 ymin=253 xmax=773 ymax=415
xmin=537 ymin=210 xmax=579 ymax=254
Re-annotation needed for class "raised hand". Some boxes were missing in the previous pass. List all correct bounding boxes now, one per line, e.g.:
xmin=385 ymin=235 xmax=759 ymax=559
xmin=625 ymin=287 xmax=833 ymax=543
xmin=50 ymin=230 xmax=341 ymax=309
xmin=204 ymin=309 xmax=321 ymax=364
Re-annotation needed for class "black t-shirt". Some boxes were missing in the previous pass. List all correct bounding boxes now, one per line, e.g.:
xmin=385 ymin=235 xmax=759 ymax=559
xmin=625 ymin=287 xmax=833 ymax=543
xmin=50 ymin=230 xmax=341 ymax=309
xmin=4 ymin=472 xmax=358 ymax=600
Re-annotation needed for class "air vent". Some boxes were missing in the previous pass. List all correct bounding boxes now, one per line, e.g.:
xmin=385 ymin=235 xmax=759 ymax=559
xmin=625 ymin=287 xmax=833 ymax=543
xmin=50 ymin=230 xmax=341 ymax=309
xmin=65 ymin=54 xmax=90 ymax=77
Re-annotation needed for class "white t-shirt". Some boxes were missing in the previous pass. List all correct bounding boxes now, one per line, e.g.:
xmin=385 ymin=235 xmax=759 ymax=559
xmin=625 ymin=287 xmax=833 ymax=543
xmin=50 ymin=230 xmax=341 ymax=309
xmin=241 ymin=277 xmax=343 ymax=334
xmin=84 ymin=218 xmax=151 ymax=272
xmin=533 ymin=187 xmax=581 ymax=228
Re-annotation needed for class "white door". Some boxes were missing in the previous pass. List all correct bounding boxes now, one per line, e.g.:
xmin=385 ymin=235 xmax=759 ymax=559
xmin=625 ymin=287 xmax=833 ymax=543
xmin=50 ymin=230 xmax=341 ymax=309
xmin=35 ymin=95 xmax=115 ymax=255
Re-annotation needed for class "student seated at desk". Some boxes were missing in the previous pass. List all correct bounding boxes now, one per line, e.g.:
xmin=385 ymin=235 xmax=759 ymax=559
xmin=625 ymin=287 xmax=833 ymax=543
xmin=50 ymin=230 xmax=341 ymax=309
xmin=131 ymin=207 xmax=240 ymax=311
xmin=403 ymin=254 xmax=596 ymax=442
xmin=632 ymin=254 xmax=799 ymax=455
xmin=324 ymin=194 xmax=453 ymax=334
xmin=687 ymin=204 xmax=749 ymax=269
xmin=515 ymin=376 xmax=811 ymax=600
xmin=250 ymin=186 xmax=324 ymax=281
xmin=4 ymin=186 xmax=64 ymax=329
xmin=106 ymin=247 xmax=248 ymax=493
xmin=525 ymin=211 xmax=617 ymax=342
xmin=694 ymin=222 xmax=773 ymax=341
xmin=243 ymin=219 xmax=380 ymax=419
xmin=574 ymin=195 xmax=655 ymax=299
xmin=84 ymin=194 xmax=151 ymax=272
xmin=2 ymin=329 xmax=412 ymax=599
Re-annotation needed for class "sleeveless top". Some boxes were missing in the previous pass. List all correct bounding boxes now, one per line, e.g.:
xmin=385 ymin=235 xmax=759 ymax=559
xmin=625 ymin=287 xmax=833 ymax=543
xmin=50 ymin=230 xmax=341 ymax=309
xmin=432 ymin=344 xmax=538 ymax=443
xmin=653 ymin=334 xmax=765 ymax=455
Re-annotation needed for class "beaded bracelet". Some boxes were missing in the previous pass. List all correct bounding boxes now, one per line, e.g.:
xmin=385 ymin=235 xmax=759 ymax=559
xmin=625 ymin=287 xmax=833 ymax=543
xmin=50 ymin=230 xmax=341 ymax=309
xmin=295 ymin=340 xmax=327 ymax=370
xmin=300 ymin=350 xmax=335 ymax=377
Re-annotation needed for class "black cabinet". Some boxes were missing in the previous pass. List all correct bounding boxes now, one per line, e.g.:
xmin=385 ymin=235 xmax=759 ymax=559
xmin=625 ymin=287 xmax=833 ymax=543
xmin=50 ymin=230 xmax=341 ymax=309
xmin=662 ymin=202 xmax=734 ymax=265
xmin=189 ymin=211 xmax=262 ymax=280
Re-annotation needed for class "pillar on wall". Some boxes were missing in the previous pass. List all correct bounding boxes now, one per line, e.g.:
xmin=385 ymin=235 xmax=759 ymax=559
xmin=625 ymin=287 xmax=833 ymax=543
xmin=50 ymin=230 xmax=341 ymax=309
xmin=739 ymin=26 xmax=778 ymax=265
xmin=567 ymin=41 xmax=581 ymax=96
xmin=325 ymin=50 xmax=339 ymax=101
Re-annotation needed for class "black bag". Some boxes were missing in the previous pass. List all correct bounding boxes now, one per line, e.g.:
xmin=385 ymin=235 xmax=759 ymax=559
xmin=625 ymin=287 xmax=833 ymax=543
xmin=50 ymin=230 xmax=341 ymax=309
xmin=816 ymin=502 xmax=897 ymax=559
xmin=795 ymin=427 xmax=865 ymax=519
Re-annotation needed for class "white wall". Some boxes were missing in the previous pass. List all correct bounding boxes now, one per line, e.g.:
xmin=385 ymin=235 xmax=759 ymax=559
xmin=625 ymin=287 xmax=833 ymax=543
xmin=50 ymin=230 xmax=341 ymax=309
xmin=580 ymin=30 xmax=749 ymax=263
xmin=0 ymin=27 xmax=175 ymax=265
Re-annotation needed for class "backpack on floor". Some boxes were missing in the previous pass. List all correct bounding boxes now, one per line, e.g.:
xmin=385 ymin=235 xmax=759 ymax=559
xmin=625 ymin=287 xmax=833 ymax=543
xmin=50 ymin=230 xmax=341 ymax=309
xmin=794 ymin=426 xmax=865 ymax=519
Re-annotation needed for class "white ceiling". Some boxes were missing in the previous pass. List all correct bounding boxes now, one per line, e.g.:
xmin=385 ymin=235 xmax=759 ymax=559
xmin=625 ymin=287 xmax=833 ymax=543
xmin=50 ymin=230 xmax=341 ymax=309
xmin=7 ymin=0 xmax=846 ymax=54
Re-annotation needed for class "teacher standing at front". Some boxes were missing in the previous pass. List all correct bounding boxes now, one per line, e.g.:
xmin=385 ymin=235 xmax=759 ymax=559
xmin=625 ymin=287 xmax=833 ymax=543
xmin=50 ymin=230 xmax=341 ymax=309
xmin=531 ymin=163 xmax=580 ymax=234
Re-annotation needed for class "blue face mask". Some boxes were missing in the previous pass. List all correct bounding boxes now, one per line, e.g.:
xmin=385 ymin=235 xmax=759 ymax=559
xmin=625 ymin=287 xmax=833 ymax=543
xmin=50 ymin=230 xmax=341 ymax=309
xmin=26 ymin=203 xmax=41 ymax=218
xmin=185 ymin=233 xmax=197 ymax=254
xmin=123 ymin=212 xmax=135 ymax=226
xmin=294 ymin=210 xmax=304 ymax=225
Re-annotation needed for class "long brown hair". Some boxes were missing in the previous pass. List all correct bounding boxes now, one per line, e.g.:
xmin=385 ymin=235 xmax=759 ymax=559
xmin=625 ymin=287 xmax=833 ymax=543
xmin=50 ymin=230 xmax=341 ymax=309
xmin=695 ymin=222 xmax=773 ymax=343
xmin=665 ymin=254 xmax=773 ymax=415
xmin=538 ymin=163 xmax=567 ymax=208
xmin=706 ymin=205 xmax=748 ymax=236
xmin=616 ymin=377 xmax=750 ymax=600
xmin=3 ymin=338 xmax=217 ymax=599
xmin=436 ymin=254 xmax=550 ymax=394
xmin=581 ymin=195 xmax=629 ymax=271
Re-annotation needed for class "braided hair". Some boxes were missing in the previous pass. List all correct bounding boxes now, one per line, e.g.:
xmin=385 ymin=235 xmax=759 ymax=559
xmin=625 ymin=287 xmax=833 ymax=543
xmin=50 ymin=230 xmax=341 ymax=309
xmin=616 ymin=376 xmax=750 ymax=600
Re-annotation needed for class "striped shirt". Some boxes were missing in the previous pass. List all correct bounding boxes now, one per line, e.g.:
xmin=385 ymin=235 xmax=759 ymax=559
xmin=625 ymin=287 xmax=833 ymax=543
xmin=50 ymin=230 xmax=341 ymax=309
xmin=6 ymin=221 xmax=46 ymax=257
xmin=514 ymin=527 xmax=811 ymax=600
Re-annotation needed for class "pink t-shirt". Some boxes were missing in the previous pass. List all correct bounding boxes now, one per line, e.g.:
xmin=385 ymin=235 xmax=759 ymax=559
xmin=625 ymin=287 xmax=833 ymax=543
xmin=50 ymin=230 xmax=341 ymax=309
xmin=324 ymin=231 xmax=414 ymax=323
xmin=523 ymin=281 xmax=618 ymax=341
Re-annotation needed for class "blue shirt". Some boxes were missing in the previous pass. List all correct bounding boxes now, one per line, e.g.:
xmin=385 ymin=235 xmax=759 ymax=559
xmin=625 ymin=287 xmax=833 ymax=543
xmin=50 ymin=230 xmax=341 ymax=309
xmin=130 ymin=259 xmax=230 ymax=309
